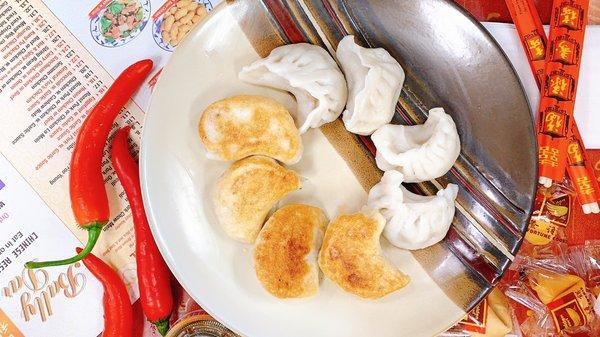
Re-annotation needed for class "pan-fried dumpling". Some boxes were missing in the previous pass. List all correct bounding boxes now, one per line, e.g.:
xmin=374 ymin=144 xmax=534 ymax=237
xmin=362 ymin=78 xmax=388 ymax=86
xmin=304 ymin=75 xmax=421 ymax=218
xmin=254 ymin=204 xmax=327 ymax=298
xmin=372 ymin=107 xmax=460 ymax=183
xmin=214 ymin=156 xmax=301 ymax=243
xmin=367 ymin=170 xmax=458 ymax=250
xmin=318 ymin=209 xmax=410 ymax=299
xmin=336 ymin=35 xmax=405 ymax=135
xmin=198 ymin=95 xmax=302 ymax=164
xmin=239 ymin=44 xmax=347 ymax=134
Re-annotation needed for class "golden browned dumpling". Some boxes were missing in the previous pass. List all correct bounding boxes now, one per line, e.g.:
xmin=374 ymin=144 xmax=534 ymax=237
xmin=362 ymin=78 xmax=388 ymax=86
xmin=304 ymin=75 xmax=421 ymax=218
xmin=254 ymin=204 xmax=327 ymax=298
xmin=318 ymin=210 xmax=410 ymax=299
xmin=198 ymin=95 xmax=303 ymax=164
xmin=214 ymin=156 xmax=300 ymax=243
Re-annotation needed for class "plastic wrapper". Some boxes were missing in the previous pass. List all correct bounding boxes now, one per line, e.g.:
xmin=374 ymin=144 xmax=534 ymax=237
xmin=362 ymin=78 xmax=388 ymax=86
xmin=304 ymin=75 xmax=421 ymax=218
xmin=503 ymin=252 xmax=597 ymax=336
xmin=441 ymin=231 xmax=600 ymax=336
xmin=582 ymin=241 xmax=600 ymax=298
xmin=569 ymin=241 xmax=600 ymax=322
xmin=441 ymin=287 xmax=517 ymax=337
xmin=521 ymin=183 xmax=575 ymax=258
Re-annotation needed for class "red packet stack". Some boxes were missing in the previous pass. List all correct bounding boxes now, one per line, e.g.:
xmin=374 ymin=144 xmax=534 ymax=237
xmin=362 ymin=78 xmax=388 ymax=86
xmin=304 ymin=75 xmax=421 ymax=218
xmin=507 ymin=0 xmax=600 ymax=214
xmin=453 ymin=0 xmax=553 ymax=23
xmin=445 ymin=2 xmax=600 ymax=336
xmin=504 ymin=0 xmax=547 ymax=86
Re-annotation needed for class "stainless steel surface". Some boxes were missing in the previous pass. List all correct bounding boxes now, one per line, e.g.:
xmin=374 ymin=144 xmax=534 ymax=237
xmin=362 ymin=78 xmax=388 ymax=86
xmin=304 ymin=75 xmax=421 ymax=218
xmin=293 ymin=0 xmax=537 ymax=310
xmin=300 ymin=0 xmax=536 ymax=252
xmin=145 ymin=1 xmax=538 ymax=335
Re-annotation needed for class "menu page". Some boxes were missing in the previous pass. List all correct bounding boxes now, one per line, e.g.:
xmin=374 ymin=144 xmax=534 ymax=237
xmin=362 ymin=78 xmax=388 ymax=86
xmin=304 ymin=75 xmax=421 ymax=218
xmin=0 ymin=0 xmax=219 ymax=336
xmin=0 ymin=154 xmax=104 ymax=337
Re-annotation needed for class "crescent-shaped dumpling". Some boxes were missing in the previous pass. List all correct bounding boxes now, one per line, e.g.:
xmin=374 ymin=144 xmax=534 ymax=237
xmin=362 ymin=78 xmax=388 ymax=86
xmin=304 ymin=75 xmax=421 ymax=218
xmin=336 ymin=35 xmax=405 ymax=135
xmin=214 ymin=156 xmax=301 ymax=243
xmin=372 ymin=107 xmax=460 ymax=182
xmin=367 ymin=170 xmax=458 ymax=250
xmin=199 ymin=95 xmax=302 ymax=164
xmin=239 ymin=43 xmax=347 ymax=134
xmin=318 ymin=209 xmax=410 ymax=299
xmin=254 ymin=204 xmax=327 ymax=298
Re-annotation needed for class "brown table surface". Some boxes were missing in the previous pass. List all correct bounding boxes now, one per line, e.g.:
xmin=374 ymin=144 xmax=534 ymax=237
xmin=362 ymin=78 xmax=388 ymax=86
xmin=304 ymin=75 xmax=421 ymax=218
xmin=592 ymin=0 xmax=600 ymax=23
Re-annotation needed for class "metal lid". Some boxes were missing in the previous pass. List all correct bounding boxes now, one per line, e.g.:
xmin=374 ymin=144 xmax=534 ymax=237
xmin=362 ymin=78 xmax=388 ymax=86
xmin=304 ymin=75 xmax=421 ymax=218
xmin=166 ymin=313 xmax=237 ymax=337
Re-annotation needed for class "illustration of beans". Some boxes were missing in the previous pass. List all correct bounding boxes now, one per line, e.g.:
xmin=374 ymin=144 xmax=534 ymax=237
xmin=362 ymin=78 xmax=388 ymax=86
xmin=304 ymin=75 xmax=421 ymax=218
xmin=186 ymin=3 xmax=198 ymax=11
xmin=163 ymin=15 xmax=174 ymax=31
xmin=162 ymin=30 xmax=171 ymax=44
xmin=177 ymin=0 xmax=192 ymax=7
xmin=159 ymin=1 xmax=208 ymax=47
xmin=179 ymin=12 xmax=194 ymax=24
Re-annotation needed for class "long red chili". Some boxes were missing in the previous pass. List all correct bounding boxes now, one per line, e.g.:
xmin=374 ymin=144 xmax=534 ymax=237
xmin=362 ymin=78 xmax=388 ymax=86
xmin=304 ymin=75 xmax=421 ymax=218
xmin=111 ymin=126 xmax=173 ymax=336
xmin=25 ymin=60 xmax=153 ymax=269
xmin=77 ymin=247 xmax=133 ymax=337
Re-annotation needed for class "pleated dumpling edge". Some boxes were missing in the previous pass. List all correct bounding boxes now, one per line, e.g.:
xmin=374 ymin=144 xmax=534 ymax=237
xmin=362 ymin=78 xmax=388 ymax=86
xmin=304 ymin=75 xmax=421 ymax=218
xmin=239 ymin=43 xmax=347 ymax=134
xmin=336 ymin=35 xmax=405 ymax=136
xmin=372 ymin=107 xmax=460 ymax=182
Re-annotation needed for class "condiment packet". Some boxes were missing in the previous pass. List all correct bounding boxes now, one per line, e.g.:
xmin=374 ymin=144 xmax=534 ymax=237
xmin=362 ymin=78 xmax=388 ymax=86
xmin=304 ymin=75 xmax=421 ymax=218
xmin=521 ymin=183 xmax=574 ymax=257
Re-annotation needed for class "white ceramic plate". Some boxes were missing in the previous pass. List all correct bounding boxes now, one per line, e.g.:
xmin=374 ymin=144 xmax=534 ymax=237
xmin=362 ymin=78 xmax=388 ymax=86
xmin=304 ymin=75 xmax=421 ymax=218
xmin=141 ymin=5 xmax=463 ymax=337
xmin=141 ymin=0 xmax=537 ymax=335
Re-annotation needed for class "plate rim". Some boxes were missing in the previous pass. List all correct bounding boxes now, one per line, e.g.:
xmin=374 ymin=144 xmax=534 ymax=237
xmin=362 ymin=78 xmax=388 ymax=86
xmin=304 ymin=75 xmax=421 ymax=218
xmin=140 ymin=1 xmax=537 ymax=336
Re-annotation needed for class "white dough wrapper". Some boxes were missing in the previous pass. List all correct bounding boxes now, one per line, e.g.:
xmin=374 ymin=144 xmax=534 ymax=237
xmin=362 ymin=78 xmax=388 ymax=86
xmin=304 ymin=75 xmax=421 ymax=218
xmin=336 ymin=35 xmax=405 ymax=135
xmin=372 ymin=107 xmax=460 ymax=183
xmin=367 ymin=170 xmax=458 ymax=250
xmin=239 ymin=43 xmax=347 ymax=134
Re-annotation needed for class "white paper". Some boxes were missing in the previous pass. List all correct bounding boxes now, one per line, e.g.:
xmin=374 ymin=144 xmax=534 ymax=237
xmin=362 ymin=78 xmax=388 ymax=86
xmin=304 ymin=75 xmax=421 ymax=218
xmin=0 ymin=153 xmax=104 ymax=337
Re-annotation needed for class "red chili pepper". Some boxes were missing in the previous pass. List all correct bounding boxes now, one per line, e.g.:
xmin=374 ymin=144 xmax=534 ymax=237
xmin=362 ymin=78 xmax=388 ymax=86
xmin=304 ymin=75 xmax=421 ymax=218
xmin=77 ymin=247 xmax=133 ymax=337
xmin=111 ymin=126 xmax=174 ymax=336
xmin=25 ymin=60 xmax=153 ymax=269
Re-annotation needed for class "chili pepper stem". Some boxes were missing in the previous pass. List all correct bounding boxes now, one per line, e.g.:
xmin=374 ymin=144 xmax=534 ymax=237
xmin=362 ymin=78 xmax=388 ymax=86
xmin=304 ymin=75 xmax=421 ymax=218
xmin=24 ymin=223 xmax=104 ymax=269
xmin=154 ymin=319 xmax=170 ymax=336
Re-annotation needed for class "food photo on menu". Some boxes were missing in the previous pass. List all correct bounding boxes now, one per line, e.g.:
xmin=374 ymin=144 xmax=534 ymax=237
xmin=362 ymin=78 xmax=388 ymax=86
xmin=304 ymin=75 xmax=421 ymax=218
xmin=1 ymin=0 xmax=600 ymax=336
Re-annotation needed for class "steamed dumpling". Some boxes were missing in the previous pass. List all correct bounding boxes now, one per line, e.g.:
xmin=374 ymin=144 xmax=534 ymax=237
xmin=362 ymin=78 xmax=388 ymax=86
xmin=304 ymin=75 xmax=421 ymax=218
xmin=372 ymin=107 xmax=460 ymax=183
xmin=367 ymin=170 xmax=458 ymax=250
xmin=239 ymin=43 xmax=347 ymax=134
xmin=336 ymin=35 xmax=405 ymax=135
